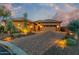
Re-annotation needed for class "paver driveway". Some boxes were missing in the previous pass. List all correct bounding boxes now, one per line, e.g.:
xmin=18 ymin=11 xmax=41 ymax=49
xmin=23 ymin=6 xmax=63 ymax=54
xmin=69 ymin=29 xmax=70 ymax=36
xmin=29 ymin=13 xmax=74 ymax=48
xmin=12 ymin=31 xmax=65 ymax=55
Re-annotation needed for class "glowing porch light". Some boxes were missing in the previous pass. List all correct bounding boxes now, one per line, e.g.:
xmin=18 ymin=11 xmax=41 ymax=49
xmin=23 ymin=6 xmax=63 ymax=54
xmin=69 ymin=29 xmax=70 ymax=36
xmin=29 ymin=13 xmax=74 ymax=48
xmin=69 ymin=32 xmax=73 ymax=35
xmin=30 ymin=25 xmax=33 ymax=28
xmin=37 ymin=23 xmax=43 ymax=28
xmin=57 ymin=25 xmax=60 ymax=28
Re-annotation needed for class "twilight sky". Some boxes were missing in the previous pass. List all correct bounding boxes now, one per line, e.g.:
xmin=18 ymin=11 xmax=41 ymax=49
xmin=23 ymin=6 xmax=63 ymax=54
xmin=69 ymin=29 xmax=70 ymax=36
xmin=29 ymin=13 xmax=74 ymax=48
xmin=1 ymin=3 xmax=79 ymax=21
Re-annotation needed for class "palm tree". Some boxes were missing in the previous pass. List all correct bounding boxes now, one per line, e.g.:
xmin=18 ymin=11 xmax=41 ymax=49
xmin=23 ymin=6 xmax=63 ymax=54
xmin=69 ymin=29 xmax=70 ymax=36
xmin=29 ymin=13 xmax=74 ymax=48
xmin=23 ymin=13 xmax=27 ymax=28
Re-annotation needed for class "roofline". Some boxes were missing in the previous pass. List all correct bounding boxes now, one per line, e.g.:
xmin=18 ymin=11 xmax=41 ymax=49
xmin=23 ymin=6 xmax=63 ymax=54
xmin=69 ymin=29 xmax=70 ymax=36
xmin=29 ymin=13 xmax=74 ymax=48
xmin=35 ymin=21 xmax=62 ymax=23
xmin=2 ymin=19 xmax=32 ymax=22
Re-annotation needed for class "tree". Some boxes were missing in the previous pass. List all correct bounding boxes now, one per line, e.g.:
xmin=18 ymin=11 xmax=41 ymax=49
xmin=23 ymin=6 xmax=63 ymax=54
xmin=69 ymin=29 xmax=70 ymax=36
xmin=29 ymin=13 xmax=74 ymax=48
xmin=0 ymin=5 xmax=11 ymax=20
xmin=0 ymin=6 xmax=4 ymax=17
xmin=0 ymin=5 xmax=16 ymax=33
xmin=23 ymin=13 xmax=27 ymax=28
xmin=3 ymin=10 xmax=11 ymax=20
xmin=0 ymin=24 xmax=4 ymax=33
xmin=67 ymin=20 xmax=79 ymax=40
xmin=6 ymin=20 xmax=17 ymax=33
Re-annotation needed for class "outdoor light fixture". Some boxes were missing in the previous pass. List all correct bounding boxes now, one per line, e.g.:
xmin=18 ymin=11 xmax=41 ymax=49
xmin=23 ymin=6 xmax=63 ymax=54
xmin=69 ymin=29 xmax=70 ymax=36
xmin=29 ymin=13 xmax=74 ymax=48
xmin=40 ymin=25 xmax=43 ymax=28
xmin=30 ymin=25 xmax=33 ymax=28
xmin=57 ymin=25 xmax=59 ymax=28
xmin=69 ymin=32 xmax=73 ymax=35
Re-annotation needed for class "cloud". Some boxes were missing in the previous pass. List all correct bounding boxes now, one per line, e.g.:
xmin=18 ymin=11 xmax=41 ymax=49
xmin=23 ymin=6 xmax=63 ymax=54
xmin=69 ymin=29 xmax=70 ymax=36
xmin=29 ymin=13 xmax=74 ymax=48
xmin=64 ymin=4 xmax=77 ymax=12
xmin=40 ymin=3 xmax=79 ymax=26
xmin=3 ymin=3 xmax=12 ymax=10
xmin=39 ymin=3 xmax=55 ymax=7
xmin=0 ymin=3 xmax=15 ymax=16
xmin=39 ymin=3 xmax=77 ymax=12
xmin=0 ymin=3 xmax=23 ymax=17
xmin=0 ymin=3 xmax=79 ymax=26
xmin=11 ymin=6 xmax=23 ymax=16
xmin=28 ymin=7 xmax=55 ymax=21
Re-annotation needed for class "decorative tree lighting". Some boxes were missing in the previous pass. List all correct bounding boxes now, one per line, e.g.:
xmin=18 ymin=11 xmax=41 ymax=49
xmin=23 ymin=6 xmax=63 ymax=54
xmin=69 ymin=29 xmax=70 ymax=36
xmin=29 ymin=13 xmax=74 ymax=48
xmin=20 ymin=28 xmax=28 ymax=35
xmin=54 ymin=39 xmax=67 ymax=49
xmin=4 ymin=37 xmax=13 ymax=42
